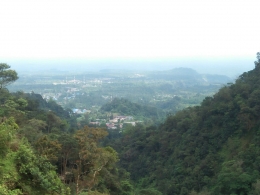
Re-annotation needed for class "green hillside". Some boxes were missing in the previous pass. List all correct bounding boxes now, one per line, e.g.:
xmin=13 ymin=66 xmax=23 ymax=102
xmin=1 ymin=54 xmax=260 ymax=195
xmin=109 ymin=53 xmax=260 ymax=194
xmin=100 ymin=98 xmax=164 ymax=121
xmin=0 ymin=66 xmax=125 ymax=194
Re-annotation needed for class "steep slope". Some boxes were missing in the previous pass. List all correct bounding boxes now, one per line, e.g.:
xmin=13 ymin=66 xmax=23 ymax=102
xmin=112 ymin=54 xmax=260 ymax=195
xmin=0 ymin=90 xmax=126 ymax=194
xmin=0 ymin=118 xmax=69 ymax=195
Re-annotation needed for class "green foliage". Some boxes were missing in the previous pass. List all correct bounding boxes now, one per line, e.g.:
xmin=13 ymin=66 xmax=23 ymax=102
xmin=34 ymin=135 xmax=62 ymax=162
xmin=15 ymin=142 xmax=69 ymax=194
xmin=3 ymin=54 xmax=260 ymax=195
xmin=138 ymin=188 xmax=163 ymax=195
xmin=47 ymin=98 xmax=71 ymax=119
xmin=0 ymin=64 xmax=18 ymax=89
xmin=0 ymin=86 xmax=125 ymax=194
xmin=214 ymin=160 xmax=254 ymax=194
xmin=0 ymin=118 xmax=18 ymax=157
xmin=0 ymin=184 xmax=22 ymax=195
xmin=100 ymin=98 xmax=164 ymax=120
xmin=19 ymin=119 xmax=46 ymax=144
xmin=0 ymin=117 xmax=69 ymax=195
xmin=72 ymin=126 xmax=119 ymax=194
xmin=107 ymin=53 xmax=260 ymax=195
xmin=252 ymin=179 xmax=260 ymax=195
xmin=189 ymin=189 xmax=211 ymax=195
xmin=120 ymin=180 xmax=133 ymax=195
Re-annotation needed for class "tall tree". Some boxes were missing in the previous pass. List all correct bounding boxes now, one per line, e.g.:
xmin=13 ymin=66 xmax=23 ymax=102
xmin=0 ymin=63 xmax=18 ymax=89
xmin=73 ymin=126 xmax=118 ymax=194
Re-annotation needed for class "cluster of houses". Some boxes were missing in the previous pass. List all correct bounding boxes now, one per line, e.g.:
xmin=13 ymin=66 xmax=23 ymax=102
xmin=72 ymin=108 xmax=138 ymax=130
xmin=42 ymin=93 xmax=62 ymax=101
xmin=106 ymin=115 xmax=135 ymax=130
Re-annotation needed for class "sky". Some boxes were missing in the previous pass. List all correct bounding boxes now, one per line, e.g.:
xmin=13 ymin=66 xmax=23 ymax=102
xmin=0 ymin=0 xmax=259 ymax=76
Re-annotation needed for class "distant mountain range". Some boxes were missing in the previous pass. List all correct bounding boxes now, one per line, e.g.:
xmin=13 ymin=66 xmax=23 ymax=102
xmin=147 ymin=67 xmax=231 ymax=84
xmin=7 ymin=57 xmax=254 ymax=77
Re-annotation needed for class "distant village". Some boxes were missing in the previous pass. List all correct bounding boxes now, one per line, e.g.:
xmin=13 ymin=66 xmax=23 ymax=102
xmin=34 ymin=76 xmax=142 ymax=130
xmin=41 ymin=76 xmax=109 ymax=102
xmin=72 ymin=108 xmax=138 ymax=130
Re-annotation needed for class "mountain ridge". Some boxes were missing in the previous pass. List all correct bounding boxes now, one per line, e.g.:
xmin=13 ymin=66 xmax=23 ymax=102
xmin=108 ymin=54 xmax=260 ymax=195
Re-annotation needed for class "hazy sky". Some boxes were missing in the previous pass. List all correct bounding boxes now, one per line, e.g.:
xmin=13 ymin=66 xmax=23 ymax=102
xmin=0 ymin=0 xmax=259 ymax=75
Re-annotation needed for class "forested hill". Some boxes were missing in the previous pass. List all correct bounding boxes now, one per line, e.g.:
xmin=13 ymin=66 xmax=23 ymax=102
xmin=148 ymin=67 xmax=231 ymax=84
xmin=100 ymin=98 xmax=164 ymax=120
xmin=0 ymin=81 xmax=129 ymax=194
xmin=109 ymin=54 xmax=260 ymax=194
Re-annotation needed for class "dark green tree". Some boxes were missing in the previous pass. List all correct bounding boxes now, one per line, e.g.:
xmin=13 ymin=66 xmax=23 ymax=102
xmin=0 ymin=63 xmax=18 ymax=89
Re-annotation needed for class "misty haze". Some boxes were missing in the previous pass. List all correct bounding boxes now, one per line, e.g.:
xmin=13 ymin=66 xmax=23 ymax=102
xmin=7 ymin=56 xmax=255 ymax=78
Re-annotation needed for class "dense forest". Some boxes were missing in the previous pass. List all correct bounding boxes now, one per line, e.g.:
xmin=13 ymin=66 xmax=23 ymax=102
xmin=1 ymin=53 xmax=260 ymax=194
xmin=0 ymin=64 xmax=128 ymax=195
xmin=100 ymin=98 xmax=164 ymax=122
xmin=108 ymin=53 xmax=260 ymax=194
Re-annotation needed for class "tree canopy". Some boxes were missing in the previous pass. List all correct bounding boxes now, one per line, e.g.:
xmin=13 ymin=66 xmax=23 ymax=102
xmin=2 ymin=53 xmax=260 ymax=195
xmin=106 ymin=52 xmax=260 ymax=195
xmin=0 ymin=63 xmax=18 ymax=89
